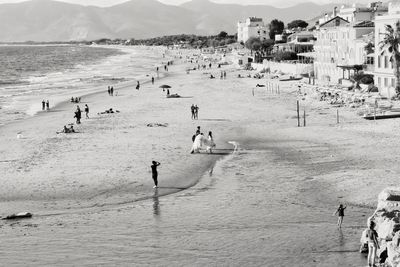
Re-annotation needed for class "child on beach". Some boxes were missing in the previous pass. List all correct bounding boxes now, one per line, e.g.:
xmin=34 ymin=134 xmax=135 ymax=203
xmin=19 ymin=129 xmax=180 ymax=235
xmin=334 ymin=204 xmax=346 ymax=228
xmin=151 ymin=161 xmax=161 ymax=188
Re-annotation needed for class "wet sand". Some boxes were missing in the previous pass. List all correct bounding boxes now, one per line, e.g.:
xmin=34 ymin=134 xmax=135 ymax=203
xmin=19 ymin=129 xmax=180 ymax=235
xmin=0 ymin=50 xmax=399 ymax=265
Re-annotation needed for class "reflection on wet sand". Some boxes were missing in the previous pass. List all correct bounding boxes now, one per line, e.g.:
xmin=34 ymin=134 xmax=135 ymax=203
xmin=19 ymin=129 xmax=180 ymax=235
xmin=153 ymin=189 xmax=160 ymax=217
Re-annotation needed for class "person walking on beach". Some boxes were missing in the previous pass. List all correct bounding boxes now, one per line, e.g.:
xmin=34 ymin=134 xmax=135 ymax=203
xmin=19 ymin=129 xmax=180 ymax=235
xmin=191 ymin=104 xmax=195 ymax=119
xmin=74 ymin=105 xmax=82 ymax=124
xmin=151 ymin=161 xmax=161 ymax=188
xmin=223 ymin=71 xmax=227 ymax=79
xmin=107 ymin=86 xmax=111 ymax=96
xmin=84 ymin=104 xmax=89 ymax=119
xmin=46 ymin=100 xmax=50 ymax=111
xmin=110 ymin=86 xmax=114 ymax=96
xmin=151 ymin=76 xmax=154 ymax=85
xmin=206 ymin=131 xmax=216 ymax=153
xmin=366 ymin=220 xmax=380 ymax=267
xmin=136 ymin=81 xmax=140 ymax=90
xmin=334 ymin=204 xmax=346 ymax=228
xmin=194 ymin=105 xmax=199 ymax=119
xmin=42 ymin=100 xmax=45 ymax=111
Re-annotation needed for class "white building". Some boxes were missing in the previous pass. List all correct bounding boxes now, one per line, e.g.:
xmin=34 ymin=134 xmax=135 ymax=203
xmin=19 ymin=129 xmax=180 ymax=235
xmin=318 ymin=3 xmax=387 ymax=27
xmin=314 ymin=17 xmax=375 ymax=83
xmin=374 ymin=2 xmax=400 ymax=97
xmin=313 ymin=3 xmax=386 ymax=84
xmin=237 ymin=17 xmax=269 ymax=44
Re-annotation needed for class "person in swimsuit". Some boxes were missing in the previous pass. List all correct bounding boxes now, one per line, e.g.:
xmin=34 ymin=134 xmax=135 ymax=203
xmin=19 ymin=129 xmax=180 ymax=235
xmin=151 ymin=161 xmax=161 ymax=188
xmin=366 ymin=220 xmax=379 ymax=267
xmin=334 ymin=204 xmax=347 ymax=228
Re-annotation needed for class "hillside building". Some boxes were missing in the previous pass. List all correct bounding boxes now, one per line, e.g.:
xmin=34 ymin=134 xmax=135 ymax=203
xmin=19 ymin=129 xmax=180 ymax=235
xmin=237 ymin=17 xmax=269 ymax=44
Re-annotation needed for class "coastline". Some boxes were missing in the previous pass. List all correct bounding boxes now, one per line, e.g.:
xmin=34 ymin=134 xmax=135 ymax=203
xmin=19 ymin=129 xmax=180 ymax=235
xmin=1 ymin=46 xmax=399 ymax=265
xmin=0 ymin=48 xmax=235 ymax=215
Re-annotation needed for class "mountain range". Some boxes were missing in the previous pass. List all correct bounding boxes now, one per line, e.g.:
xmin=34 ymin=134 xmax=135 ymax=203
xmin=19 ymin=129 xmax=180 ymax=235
xmin=0 ymin=0 xmax=338 ymax=42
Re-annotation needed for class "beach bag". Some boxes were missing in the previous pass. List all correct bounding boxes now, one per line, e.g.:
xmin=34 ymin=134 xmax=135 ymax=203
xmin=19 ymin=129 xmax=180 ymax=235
xmin=359 ymin=242 xmax=368 ymax=254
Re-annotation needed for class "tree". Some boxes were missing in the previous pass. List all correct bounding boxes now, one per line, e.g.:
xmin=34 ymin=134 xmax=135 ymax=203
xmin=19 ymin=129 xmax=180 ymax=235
xmin=269 ymin=19 xmax=284 ymax=40
xmin=287 ymin=20 xmax=309 ymax=29
xmin=245 ymin=37 xmax=262 ymax=52
xmin=260 ymin=39 xmax=274 ymax=52
xmin=217 ymin=31 xmax=228 ymax=39
xmin=380 ymin=21 xmax=400 ymax=95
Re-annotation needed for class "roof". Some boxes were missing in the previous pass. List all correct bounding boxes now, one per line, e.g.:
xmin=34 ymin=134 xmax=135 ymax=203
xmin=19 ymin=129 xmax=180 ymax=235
xmin=353 ymin=21 xmax=374 ymax=28
xmin=319 ymin=16 xmax=350 ymax=28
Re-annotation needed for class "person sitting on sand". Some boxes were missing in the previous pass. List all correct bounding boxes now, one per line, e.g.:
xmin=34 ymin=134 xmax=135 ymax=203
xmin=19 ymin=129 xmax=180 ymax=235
xmin=57 ymin=125 xmax=69 ymax=134
xmin=210 ymin=74 xmax=215 ymax=79
xmin=69 ymin=125 xmax=75 ymax=133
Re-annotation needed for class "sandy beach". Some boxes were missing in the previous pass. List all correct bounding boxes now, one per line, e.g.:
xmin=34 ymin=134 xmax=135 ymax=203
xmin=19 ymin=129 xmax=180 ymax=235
xmin=1 ymin=47 xmax=400 ymax=265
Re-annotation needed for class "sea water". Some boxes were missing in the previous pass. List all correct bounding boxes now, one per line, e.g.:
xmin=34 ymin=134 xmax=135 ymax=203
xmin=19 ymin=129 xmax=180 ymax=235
xmin=0 ymin=144 xmax=374 ymax=266
xmin=0 ymin=45 xmax=165 ymax=126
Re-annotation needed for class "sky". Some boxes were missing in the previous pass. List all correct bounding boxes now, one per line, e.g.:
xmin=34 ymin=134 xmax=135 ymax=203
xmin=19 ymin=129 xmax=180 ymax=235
xmin=0 ymin=0 xmax=375 ymax=8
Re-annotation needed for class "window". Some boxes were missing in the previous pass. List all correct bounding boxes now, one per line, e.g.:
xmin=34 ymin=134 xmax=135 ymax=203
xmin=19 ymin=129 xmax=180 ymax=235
xmin=392 ymin=78 xmax=396 ymax=87
xmin=378 ymin=77 xmax=381 ymax=87
xmin=378 ymin=56 xmax=381 ymax=68
xmin=385 ymin=56 xmax=389 ymax=68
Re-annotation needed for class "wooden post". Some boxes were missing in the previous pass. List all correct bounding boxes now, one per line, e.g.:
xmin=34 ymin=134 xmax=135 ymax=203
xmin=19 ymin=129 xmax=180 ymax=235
xmin=303 ymin=109 xmax=306 ymax=127
xmin=297 ymin=100 xmax=300 ymax=127
xmin=337 ymin=109 xmax=339 ymax=124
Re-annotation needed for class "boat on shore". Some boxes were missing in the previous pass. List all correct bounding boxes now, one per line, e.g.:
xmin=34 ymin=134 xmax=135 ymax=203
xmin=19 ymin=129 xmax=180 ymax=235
xmin=279 ymin=75 xmax=302 ymax=81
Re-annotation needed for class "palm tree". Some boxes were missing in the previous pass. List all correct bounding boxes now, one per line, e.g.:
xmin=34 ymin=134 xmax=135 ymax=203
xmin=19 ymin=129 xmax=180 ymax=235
xmin=380 ymin=21 xmax=400 ymax=96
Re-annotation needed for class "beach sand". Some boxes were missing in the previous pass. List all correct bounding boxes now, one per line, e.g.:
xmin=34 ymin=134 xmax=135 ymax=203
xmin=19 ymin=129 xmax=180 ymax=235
xmin=0 ymin=49 xmax=399 ymax=265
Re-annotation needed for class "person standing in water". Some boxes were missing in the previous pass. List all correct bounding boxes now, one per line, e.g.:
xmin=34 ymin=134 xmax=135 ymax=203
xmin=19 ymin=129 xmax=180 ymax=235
xmin=151 ymin=161 xmax=161 ymax=188
xmin=42 ymin=100 xmax=45 ymax=111
xmin=334 ymin=204 xmax=347 ymax=228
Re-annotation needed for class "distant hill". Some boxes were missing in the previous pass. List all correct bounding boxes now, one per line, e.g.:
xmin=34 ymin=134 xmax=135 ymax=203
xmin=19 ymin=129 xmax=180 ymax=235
xmin=0 ymin=0 xmax=338 ymax=42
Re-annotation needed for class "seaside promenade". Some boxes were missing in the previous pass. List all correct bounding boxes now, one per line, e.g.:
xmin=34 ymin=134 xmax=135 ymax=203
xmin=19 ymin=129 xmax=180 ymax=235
xmin=0 ymin=49 xmax=399 ymax=265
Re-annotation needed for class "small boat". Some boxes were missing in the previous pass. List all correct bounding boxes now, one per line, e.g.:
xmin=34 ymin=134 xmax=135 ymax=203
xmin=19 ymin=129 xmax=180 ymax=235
xmin=363 ymin=112 xmax=400 ymax=120
xmin=279 ymin=75 xmax=302 ymax=81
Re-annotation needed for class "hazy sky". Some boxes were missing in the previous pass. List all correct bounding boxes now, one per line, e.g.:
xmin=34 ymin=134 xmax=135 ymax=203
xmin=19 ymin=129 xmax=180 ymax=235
xmin=0 ymin=0 xmax=374 ymax=8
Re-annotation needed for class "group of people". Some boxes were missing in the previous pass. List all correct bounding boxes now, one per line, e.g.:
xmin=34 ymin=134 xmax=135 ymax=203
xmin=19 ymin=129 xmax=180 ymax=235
xmin=107 ymin=86 xmax=115 ymax=96
xmin=57 ymin=125 xmax=75 ymax=134
xmin=220 ymin=71 xmax=227 ymax=79
xmin=41 ymin=100 xmax=50 ymax=111
xmin=190 ymin=104 xmax=199 ymax=120
xmin=70 ymin=97 xmax=81 ymax=103
xmin=190 ymin=126 xmax=216 ymax=154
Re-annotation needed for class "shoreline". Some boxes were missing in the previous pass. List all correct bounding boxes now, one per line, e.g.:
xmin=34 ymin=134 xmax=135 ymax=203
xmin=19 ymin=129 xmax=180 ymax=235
xmin=0 ymin=49 xmax=237 ymax=216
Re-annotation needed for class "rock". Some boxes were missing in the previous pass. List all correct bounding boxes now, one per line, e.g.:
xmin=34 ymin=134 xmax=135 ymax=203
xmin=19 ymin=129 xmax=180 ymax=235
xmin=365 ymin=187 xmax=400 ymax=266
xmin=2 ymin=212 xmax=32 ymax=220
